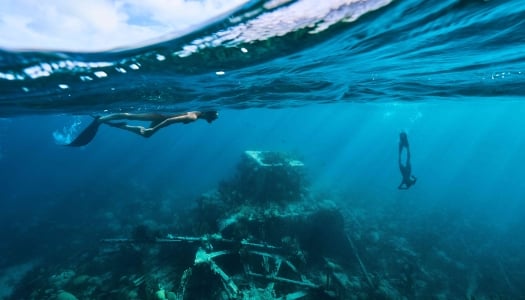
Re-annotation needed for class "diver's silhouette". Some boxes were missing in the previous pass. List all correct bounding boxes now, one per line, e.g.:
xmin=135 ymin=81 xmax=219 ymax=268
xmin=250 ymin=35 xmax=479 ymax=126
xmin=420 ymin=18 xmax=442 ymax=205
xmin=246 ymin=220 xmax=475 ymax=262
xmin=398 ymin=132 xmax=417 ymax=190
xmin=66 ymin=111 xmax=218 ymax=147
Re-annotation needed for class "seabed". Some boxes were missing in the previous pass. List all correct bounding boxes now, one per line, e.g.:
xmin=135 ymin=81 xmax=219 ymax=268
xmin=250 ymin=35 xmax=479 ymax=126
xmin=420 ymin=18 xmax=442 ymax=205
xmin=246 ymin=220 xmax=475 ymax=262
xmin=4 ymin=151 xmax=517 ymax=300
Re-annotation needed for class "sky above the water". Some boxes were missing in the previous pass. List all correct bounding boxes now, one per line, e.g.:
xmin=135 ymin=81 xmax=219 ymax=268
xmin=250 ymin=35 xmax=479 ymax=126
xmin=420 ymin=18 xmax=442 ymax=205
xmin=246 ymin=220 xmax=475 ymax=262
xmin=0 ymin=0 xmax=247 ymax=51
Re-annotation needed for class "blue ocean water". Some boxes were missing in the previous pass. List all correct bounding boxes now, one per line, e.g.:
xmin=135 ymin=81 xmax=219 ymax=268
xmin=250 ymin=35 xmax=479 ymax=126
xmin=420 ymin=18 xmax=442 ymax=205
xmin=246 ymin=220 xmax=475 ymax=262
xmin=1 ymin=0 xmax=525 ymax=299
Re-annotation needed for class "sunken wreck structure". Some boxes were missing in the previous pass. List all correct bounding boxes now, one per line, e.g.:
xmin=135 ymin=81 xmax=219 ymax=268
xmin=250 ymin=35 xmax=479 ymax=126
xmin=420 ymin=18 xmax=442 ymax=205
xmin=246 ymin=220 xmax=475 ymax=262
xmin=12 ymin=151 xmax=374 ymax=300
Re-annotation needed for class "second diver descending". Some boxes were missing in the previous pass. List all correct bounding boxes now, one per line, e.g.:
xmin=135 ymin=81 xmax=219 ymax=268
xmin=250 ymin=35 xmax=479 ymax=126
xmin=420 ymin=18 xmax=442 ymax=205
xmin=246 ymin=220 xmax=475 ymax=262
xmin=398 ymin=132 xmax=417 ymax=190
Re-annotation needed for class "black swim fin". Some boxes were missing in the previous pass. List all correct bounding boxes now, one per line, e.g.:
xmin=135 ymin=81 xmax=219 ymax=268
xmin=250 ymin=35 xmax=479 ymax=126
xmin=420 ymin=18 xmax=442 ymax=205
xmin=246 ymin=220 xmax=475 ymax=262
xmin=67 ymin=116 xmax=102 ymax=147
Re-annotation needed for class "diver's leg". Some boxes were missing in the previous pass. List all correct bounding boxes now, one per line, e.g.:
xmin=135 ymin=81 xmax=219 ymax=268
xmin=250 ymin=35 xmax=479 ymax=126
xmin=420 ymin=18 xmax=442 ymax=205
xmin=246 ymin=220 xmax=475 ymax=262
xmin=106 ymin=115 xmax=176 ymax=138
xmin=99 ymin=113 xmax=131 ymax=122
xmin=399 ymin=132 xmax=408 ymax=147
xmin=100 ymin=113 xmax=166 ymax=122
xmin=398 ymin=140 xmax=404 ymax=176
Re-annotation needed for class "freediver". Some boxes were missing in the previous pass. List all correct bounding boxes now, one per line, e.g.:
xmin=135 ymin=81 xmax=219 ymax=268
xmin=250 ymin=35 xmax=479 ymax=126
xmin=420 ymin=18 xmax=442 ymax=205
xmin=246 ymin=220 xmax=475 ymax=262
xmin=398 ymin=132 xmax=417 ymax=190
xmin=66 ymin=110 xmax=219 ymax=147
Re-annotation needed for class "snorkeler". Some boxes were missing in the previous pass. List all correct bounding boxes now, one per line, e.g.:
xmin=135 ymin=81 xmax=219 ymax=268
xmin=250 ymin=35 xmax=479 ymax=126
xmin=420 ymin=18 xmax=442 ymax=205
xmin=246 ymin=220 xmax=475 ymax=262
xmin=398 ymin=132 xmax=417 ymax=190
xmin=67 ymin=110 xmax=218 ymax=147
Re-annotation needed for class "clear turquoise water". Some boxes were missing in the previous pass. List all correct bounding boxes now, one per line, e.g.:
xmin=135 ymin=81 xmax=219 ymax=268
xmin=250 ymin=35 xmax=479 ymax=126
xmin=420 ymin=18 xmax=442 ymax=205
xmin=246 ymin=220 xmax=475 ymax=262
xmin=1 ymin=0 xmax=525 ymax=298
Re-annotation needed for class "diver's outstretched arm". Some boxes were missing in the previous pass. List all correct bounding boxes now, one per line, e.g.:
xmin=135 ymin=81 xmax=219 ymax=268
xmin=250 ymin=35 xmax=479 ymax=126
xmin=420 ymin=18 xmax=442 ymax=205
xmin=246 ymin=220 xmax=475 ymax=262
xmin=116 ymin=113 xmax=197 ymax=137
xmin=105 ymin=122 xmax=153 ymax=138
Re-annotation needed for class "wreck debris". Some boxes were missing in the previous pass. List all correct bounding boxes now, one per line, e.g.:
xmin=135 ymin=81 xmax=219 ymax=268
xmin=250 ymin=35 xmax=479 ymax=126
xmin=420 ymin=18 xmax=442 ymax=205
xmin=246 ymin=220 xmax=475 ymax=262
xmin=345 ymin=232 xmax=373 ymax=289
xmin=98 ymin=151 xmax=361 ymax=299
xmin=193 ymin=247 xmax=239 ymax=299
xmin=219 ymin=150 xmax=307 ymax=205
xmin=7 ymin=150 xmax=385 ymax=299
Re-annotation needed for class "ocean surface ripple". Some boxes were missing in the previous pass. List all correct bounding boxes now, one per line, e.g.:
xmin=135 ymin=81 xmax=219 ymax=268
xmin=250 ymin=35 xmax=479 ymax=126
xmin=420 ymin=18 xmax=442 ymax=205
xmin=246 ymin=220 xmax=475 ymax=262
xmin=0 ymin=0 xmax=524 ymax=116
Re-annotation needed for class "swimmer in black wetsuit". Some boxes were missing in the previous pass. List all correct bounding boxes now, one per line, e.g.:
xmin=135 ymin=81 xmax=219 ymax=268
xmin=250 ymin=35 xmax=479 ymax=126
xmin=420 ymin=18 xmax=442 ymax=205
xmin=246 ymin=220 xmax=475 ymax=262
xmin=66 ymin=110 xmax=218 ymax=147
xmin=398 ymin=132 xmax=417 ymax=190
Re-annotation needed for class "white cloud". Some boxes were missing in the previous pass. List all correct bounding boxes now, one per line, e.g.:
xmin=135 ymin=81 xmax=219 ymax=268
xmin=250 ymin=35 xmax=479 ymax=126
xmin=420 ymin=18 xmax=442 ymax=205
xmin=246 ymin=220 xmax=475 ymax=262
xmin=0 ymin=0 xmax=247 ymax=52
